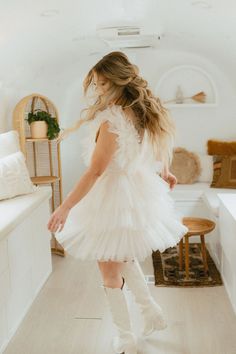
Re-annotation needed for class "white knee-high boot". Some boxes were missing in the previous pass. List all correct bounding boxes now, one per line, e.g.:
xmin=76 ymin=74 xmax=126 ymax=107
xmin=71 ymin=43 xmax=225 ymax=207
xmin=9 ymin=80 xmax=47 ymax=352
xmin=121 ymin=259 xmax=167 ymax=336
xmin=102 ymin=277 xmax=138 ymax=354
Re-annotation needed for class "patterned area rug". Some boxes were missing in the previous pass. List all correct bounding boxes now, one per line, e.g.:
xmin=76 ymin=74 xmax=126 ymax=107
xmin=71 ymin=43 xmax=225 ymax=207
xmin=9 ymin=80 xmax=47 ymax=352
xmin=152 ymin=242 xmax=223 ymax=287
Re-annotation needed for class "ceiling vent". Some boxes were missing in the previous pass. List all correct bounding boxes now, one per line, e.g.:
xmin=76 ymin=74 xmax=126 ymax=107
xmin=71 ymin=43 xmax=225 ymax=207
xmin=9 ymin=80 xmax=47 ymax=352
xmin=96 ymin=25 xmax=161 ymax=49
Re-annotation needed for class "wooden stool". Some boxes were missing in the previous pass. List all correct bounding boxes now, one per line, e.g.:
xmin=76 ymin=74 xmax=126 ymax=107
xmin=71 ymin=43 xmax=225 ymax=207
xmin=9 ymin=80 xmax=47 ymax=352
xmin=178 ymin=217 xmax=216 ymax=279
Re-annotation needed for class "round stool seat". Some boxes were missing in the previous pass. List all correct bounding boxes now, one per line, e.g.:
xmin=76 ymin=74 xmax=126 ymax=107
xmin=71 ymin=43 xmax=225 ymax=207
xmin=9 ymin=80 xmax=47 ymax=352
xmin=182 ymin=217 xmax=215 ymax=236
xmin=178 ymin=217 xmax=216 ymax=279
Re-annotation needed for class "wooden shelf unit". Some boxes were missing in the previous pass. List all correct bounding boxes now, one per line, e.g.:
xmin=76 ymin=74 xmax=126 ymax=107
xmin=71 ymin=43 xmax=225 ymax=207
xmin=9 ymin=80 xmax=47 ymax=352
xmin=12 ymin=93 xmax=65 ymax=257
xmin=31 ymin=175 xmax=60 ymax=184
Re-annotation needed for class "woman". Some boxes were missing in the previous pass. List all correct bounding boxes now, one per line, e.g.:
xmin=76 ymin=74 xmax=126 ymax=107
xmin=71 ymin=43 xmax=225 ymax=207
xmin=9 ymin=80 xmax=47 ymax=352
xmin=47 ymin=51 xmax=188 ymax=354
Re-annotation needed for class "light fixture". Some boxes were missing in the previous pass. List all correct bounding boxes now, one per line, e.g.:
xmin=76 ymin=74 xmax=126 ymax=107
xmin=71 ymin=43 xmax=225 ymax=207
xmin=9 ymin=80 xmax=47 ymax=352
xmin=40 ymin=9 xmax=60 ymax=17
xmin=191 ymin=1 xmax=212 ymax=8
xmin=72 ymin=36 xmax=86 ymax=42
xmin=96 ymin=25 xmax=162 ymax=49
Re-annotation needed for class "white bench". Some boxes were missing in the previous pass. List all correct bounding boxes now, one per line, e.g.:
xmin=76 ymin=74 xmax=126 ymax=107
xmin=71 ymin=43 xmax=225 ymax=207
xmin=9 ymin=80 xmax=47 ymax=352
xmin=171 ymin=182 xmax=236 ymax=216
xmin=217 ymin=194 xmax=236 ymax=314
xmin=0 ymin=186 xmax=52 ymax=354
xmin=171 ymin=182 xmax=236 ymax=314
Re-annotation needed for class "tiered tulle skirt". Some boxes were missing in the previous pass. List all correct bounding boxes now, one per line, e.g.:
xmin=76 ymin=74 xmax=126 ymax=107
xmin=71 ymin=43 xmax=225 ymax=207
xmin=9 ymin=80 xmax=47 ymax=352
xmin=54 ymin=168 xmax=189 ymax=262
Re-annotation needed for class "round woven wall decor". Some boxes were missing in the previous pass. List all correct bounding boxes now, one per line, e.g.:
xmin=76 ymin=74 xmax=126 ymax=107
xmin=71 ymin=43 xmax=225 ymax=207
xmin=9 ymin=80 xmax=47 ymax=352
xmin=170 ymin=147 xmax=202 ymax=184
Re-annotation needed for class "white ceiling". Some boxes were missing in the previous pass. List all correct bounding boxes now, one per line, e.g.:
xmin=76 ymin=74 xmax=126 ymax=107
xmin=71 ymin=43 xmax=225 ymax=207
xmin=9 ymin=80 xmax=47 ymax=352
xmin=0 ymin=0 xmax=236 ymax=89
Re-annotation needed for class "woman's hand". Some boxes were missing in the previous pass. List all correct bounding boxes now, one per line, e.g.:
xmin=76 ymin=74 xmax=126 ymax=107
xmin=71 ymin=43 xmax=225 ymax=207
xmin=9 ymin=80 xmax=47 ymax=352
xmin=47 ymin=204 xmax=71 ymax=233
xmin=162 ymin=172 xmax=178 ymax=190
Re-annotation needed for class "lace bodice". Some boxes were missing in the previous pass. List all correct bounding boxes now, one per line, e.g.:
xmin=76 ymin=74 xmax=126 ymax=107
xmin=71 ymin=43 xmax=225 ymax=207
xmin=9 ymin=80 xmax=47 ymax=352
xmin=79 ymin=104 xmax=160 ymax=174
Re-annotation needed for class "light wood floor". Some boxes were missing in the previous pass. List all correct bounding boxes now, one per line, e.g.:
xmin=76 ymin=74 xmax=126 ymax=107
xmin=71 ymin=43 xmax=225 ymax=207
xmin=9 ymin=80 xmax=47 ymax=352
xmin=3 ymin=253 xmax=236 ymax=354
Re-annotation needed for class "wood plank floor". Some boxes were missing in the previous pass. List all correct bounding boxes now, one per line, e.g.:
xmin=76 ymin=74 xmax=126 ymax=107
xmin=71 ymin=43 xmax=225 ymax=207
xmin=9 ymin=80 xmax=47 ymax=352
xmin=3 ymin=253 xmax=236 ymax=354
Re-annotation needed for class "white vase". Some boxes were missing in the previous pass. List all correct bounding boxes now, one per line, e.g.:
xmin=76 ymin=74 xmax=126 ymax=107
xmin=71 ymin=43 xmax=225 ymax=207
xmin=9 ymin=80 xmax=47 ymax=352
xmin=30 ymin=121 xmax=48 ymax=139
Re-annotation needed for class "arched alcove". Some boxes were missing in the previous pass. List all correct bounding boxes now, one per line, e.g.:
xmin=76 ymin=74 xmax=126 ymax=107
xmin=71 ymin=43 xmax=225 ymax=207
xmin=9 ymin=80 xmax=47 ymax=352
xmin=155 ymin=64 xmax=218 ymax=107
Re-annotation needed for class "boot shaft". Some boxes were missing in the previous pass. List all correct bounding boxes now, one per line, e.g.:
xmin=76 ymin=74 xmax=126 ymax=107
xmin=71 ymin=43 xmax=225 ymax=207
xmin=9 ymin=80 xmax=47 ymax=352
xmin=102 ymin=278 xmax=138 ymax=353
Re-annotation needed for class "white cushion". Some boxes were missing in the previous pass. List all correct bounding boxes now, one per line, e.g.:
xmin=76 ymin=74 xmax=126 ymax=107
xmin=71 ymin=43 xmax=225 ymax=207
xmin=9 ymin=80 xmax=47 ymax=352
xmin=0 ymin=186 xmax=51 ymax=240
xmin=203 ymin=188 xmax=236 ymax=217
xmin=172 ymin=182 xmax=236 ymax=217
xmin=195 ymin=153 xmax=213 ymax=182
xmin=0 ymin=151 xmax=38 ymax=200
xmin=171 ymin=182 xmax=210 ymax=200
xmin=0 ymin=130 xmax=20 ymax=158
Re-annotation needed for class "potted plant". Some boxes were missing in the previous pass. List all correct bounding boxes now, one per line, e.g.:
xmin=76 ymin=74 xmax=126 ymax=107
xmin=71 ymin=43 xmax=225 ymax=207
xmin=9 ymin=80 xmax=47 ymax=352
xmin=25 ymin=109 xmax=60 ymax=140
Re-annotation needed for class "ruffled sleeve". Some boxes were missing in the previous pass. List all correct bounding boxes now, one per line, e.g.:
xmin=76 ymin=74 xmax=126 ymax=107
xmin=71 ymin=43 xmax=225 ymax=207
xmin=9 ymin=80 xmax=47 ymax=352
xmin=80 ymin=105 xmax=144 ymax=173
xmin=97 ymin=105 xmax=143 ymax=173
xmin=79 ymin=107 xmax=114 ymax=167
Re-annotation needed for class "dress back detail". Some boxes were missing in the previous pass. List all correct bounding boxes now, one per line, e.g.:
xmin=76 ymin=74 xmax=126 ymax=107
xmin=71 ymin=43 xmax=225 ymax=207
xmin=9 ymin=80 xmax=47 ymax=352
xmin=80 ymin=104 xmax=149 ymax=174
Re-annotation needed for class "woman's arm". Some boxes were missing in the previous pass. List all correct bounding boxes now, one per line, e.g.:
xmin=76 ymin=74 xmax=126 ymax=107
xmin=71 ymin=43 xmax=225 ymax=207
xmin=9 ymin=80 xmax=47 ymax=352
xmin=160 ymin=162 xmax=169 ymax=179
xmin=159 ymin=162 xmax=177 ymax=190
xmin=47 ymin=120 xmax=118 ymax=233
xmin=61 ymin=121 xmax=118 ymax=210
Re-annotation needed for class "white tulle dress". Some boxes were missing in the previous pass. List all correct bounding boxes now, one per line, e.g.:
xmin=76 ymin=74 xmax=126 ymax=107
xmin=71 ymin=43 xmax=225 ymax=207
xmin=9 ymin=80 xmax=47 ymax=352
xmin=54 ymin=104 xmax=189 ymax=262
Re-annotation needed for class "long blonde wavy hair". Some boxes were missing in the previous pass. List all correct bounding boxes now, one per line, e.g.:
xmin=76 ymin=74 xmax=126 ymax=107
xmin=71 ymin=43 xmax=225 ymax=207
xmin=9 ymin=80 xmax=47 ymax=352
xmin=59 ymin=51 xmax=176 ymax=168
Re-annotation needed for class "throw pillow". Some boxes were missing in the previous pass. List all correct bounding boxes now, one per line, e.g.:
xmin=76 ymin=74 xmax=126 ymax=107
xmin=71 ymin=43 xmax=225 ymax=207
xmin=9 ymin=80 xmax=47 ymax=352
xmin=0 ymin=130 xmax=20 ymax=158
xmin=207 ymin=139 xmax=236 ymax=155
xmin=0 ymin=151 xmax=38 ymax=200
xmin=207 ymin=139 xmax=236 ymax=189
xmin=210 ymin=155 xmax=236 ymax=189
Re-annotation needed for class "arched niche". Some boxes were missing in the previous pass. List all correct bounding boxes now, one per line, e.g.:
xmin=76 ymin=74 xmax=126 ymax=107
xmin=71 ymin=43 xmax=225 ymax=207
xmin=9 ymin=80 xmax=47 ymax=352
xmin=155 ymin=65 xmax=218 ymax=107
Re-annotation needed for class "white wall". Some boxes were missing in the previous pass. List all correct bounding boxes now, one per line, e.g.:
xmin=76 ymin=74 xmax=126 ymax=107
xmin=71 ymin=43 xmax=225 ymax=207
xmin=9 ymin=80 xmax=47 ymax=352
xmin=137 ymin=49 xmax=236 ymax=152
xmin=58 ymin=49 xmax=236 ymax=196
xmin=1 ymin=48 xmax=236 ymax=198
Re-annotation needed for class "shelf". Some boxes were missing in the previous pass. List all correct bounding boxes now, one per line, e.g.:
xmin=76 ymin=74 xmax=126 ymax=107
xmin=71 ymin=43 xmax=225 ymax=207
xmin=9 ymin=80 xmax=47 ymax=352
xmin=166 ymin=103 xmax=218 ymax=108
xmin=31 ymin=176 xmax=60 ymax=184
xmin=26 ymin=137 xmax=59 ymax=142
xmin=13 ymin=93 xmax=64 ymax=256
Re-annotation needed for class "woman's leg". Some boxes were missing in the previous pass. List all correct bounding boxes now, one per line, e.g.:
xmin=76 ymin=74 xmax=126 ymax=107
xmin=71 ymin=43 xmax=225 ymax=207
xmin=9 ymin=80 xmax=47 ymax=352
xmin=97 ymin=260 xmax=137 ymax=354
xmin=97 ymin=260 xmax=124 ymax=288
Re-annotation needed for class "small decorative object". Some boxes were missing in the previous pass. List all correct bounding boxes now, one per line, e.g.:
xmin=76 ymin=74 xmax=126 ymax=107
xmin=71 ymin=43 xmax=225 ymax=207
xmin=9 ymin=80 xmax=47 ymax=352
xmin=25 ymin=109 xmax=60 ymax=140
xmin=169 ymin=147 xmax=202 ymax=184
xmin=164 ymin=90 xmax=207 ymax=104
xmin=30 ymin=120 xmax=47 ymax=139
xmin=175 ymin=85 xmax=184 ymax=104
